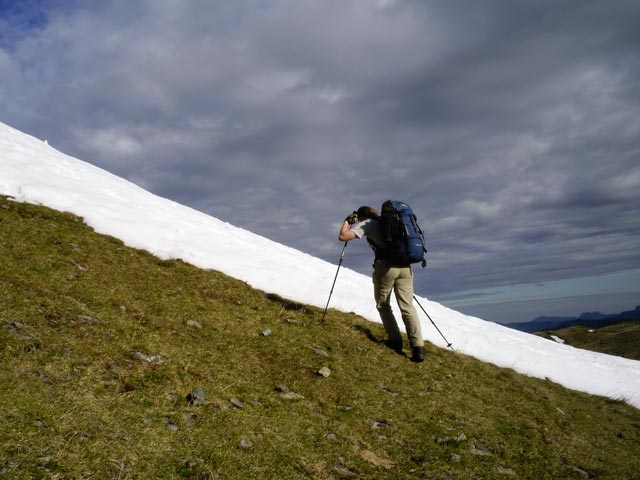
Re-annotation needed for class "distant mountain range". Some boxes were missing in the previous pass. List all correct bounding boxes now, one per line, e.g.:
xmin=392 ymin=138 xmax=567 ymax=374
xmin=504 ymin=305 xmax=640 ymax=333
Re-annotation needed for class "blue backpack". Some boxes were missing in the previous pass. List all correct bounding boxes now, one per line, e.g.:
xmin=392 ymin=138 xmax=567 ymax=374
xmin=379 ymin=200 xmax=427 ymax=267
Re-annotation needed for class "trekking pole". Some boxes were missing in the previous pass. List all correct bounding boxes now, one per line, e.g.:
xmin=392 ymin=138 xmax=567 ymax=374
xmin=321 ymin=241 xmax=348 ymax=322
xmin=413 ymin=295 xmax=454 ymax=350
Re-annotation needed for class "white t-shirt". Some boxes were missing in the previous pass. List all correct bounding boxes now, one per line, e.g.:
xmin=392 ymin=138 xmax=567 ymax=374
xmin=350 ymin=218 xmax=384 ymax=253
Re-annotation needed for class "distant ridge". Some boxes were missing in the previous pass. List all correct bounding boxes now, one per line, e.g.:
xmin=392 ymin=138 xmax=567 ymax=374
xmin=505 ymin=305 xmax=640 ymax=333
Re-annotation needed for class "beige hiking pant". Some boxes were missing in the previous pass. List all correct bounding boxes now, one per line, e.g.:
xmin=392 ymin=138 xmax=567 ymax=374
xmin=373 ymin=261 xmax=424 ymax=348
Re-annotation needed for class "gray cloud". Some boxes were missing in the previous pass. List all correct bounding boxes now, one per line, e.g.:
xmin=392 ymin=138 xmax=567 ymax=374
xmin=2 ymin=0 xmax=639 ymax=321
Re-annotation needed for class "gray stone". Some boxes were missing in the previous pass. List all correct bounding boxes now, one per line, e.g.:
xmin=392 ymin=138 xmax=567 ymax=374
xmin=311 ymin=346 xmax=329 ymax=357
xmin=131 ymin=351 xmax=165 ymax=364
xmin=186 ymin=319 xmax=203 ymax=329
xmin=184 ymin=413 xmax=200 ymax=423
xmin=371 ymin=420 xmax=392 ymax=430
xmin=334 ymin=466 xmax=357 ymax=477
xmin=167 ymin=393 xmax=178 ymax=402
xmin=317 ymin=367 xmax=332 ymax=377
xmin=437 ymin=433 xmax=467 ymax=444
xmin=229 ymin=398 xmax=245 ymax=409
xmin=262 ymin=328 xmax=272 ymax=336
xmin=187 ymin=387 xmax=206 ymax=406
xmin=498 ymin=466 xmax=516 ymax=476
xmin=164 ymin=418 xmax=178 ymax=431
xmin=571 ymin=466 xmax=590 ymax=478
xmin=4 ymin=322 xmax=33 ymax=341
xmin=185 ymin=458 xmax=205 ymax=469
xmin=37 ymin=370 xmax=51 ymax=384
xmin=471 ymin=444 xmax=492 ymax=456
xmin=280 ymin=391 xmax=304 ymax=400
xmin=379 ymin=384 xmax=401 ymax=397
xmin=239 ymin=439 xmax=253 ymax=449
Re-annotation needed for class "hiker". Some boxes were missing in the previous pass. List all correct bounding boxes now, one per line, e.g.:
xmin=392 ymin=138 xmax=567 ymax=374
xmin=338 ymin=206 xmax=426 ymax=362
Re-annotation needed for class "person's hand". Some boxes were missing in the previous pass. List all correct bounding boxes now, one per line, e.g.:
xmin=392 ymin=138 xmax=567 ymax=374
xmin=345 ymin=211 xmax=358 ymax=225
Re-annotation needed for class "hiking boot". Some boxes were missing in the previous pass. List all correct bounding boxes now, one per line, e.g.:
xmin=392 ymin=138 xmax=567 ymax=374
xmin=410 ymin=346 xmax=426 ymax=363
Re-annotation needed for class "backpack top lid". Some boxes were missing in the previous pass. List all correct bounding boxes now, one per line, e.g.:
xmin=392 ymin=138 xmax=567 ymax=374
xmin=382 ymin=200 xmax=409 ymax=212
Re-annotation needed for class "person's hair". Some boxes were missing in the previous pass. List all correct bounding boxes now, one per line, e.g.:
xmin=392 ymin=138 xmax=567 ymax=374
xmin=357 ymin=206 xmax=379 ymax=220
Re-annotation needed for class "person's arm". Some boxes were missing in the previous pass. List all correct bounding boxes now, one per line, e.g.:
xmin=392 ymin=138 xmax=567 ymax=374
xmin=338 ymin=219 xmax=357 ymax=242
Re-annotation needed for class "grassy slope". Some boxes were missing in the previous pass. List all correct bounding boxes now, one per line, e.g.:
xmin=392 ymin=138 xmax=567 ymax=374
xmin=537 ymin=324 xmax=640 ymax=361
xmin=1 ymin=196 xmax=639 ymax=480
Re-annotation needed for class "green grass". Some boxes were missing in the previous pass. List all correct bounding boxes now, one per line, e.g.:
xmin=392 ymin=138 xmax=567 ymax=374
xmin=1 ymin=195 xmax=640 ymax=479
xmin=537 ymin=323 xmax=640 ymax=361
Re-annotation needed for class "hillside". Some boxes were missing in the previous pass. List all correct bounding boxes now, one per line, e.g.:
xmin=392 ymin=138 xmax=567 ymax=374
xmin=2 ymin=121 xmax=640 ymax=410
xmin=2 ymin=197 xmax=640 ymax=479
xmin=538 ymin=323 xmax=640 ymax=361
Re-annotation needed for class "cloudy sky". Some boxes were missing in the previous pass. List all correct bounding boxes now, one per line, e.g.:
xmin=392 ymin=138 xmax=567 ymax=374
xmin=2 ymin=0 xmax=639 ymax=323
